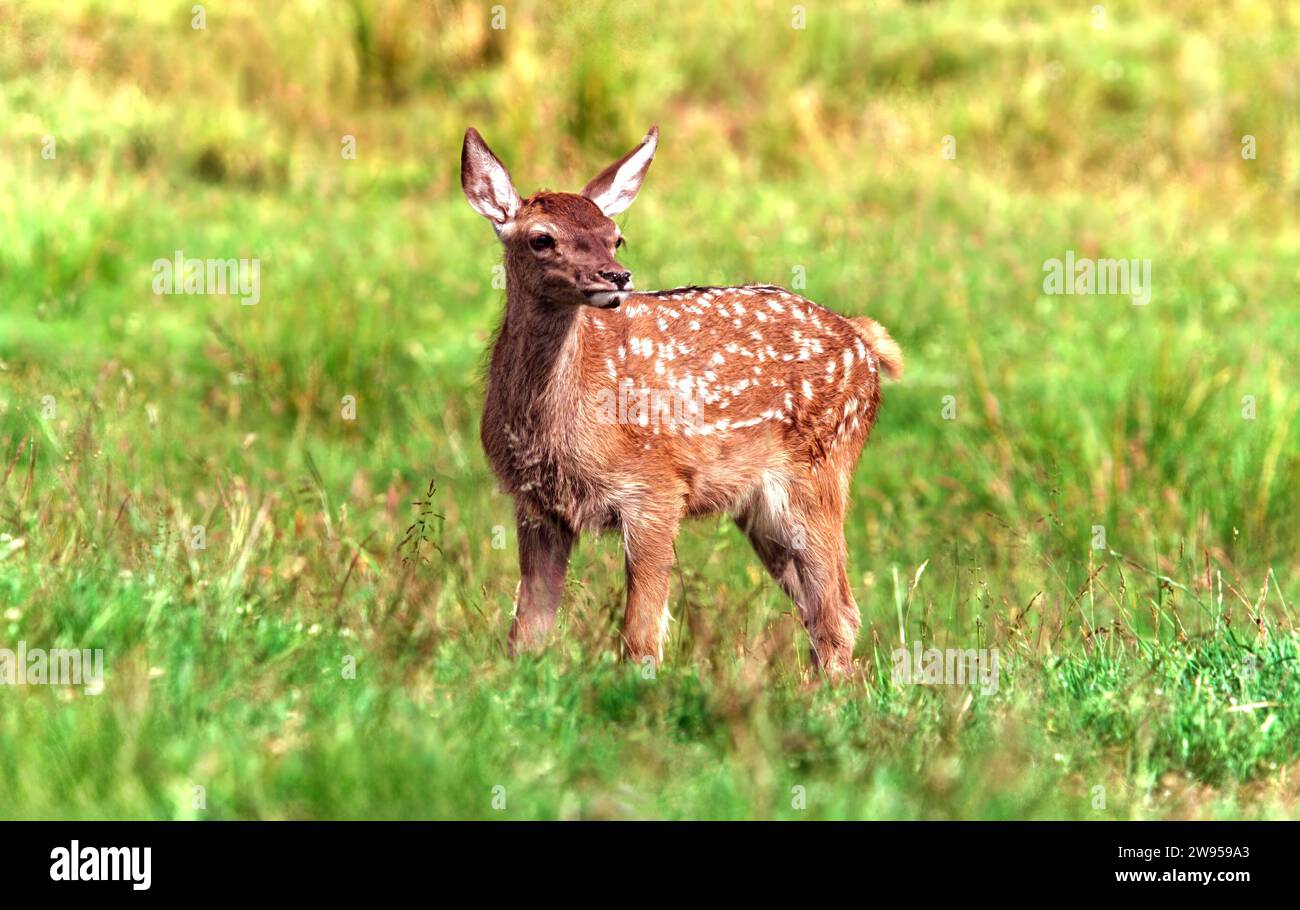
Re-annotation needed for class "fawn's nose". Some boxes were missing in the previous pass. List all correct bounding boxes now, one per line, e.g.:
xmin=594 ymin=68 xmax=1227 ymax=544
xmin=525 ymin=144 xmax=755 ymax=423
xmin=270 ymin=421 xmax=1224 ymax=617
xmin=599 ymin=270 xmax=632 ymax=290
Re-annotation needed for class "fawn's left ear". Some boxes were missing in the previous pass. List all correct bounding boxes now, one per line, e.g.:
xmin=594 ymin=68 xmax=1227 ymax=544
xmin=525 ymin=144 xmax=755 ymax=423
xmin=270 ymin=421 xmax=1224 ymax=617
xmin=581 ymin=125 xmax=658 ymax=218
xmin=461 ymin=127 xmax=522 ymax=231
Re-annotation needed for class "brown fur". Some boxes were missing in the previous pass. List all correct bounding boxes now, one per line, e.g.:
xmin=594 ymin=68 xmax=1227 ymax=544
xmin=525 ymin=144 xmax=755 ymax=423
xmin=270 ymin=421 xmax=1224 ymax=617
xmin=463 ymin=127 xmax=901 ymax=675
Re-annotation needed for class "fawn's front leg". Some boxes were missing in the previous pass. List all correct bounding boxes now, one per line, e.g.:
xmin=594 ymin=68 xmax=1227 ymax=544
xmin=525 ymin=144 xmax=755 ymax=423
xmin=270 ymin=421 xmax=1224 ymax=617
xmin=508 ymin=508 xmax=575 ymax=656
xmin=620 ymin=505 xmax=681 ymax=667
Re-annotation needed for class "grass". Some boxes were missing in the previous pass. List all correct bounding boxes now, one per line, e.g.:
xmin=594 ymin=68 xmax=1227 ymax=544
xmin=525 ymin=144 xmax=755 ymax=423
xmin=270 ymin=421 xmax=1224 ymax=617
xmin=0 ymin=0 xmax=1298 ymax=819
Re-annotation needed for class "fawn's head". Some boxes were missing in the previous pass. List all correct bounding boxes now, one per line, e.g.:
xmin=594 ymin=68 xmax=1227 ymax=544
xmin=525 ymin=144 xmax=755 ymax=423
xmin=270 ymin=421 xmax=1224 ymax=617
xmin=461 ymin=126 xmax=657 ymax=309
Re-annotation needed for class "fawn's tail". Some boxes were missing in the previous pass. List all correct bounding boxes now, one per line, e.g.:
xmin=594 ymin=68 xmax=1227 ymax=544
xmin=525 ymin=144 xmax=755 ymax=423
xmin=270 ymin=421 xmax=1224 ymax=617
xmin=850 ymin=317 xmax=904 ymax=381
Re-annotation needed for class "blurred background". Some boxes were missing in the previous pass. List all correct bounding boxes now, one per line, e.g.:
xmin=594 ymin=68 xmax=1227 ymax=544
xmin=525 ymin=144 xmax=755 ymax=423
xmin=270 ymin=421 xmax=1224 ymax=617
xmin=1 ymin=1 xmax=1298 ymax=819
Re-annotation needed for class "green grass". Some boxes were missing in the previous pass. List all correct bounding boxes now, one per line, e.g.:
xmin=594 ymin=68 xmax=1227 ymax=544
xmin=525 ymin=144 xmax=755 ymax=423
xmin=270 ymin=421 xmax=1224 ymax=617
xmin=1 ymin=0 xmax=1298 ymax=819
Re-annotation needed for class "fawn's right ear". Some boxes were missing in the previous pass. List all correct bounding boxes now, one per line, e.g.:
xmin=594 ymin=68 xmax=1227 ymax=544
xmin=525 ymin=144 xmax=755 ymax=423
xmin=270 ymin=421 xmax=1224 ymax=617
xmin=581 ymin=125 xmax=658 ymax=218
xmin=461 ymin=128 xmax=521 ymax=231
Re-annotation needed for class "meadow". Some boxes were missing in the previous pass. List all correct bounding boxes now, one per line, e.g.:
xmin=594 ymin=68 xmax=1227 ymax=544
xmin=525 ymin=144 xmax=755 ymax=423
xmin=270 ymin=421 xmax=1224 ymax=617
xmin=1 ymin=0 xmax=1298 ymax=819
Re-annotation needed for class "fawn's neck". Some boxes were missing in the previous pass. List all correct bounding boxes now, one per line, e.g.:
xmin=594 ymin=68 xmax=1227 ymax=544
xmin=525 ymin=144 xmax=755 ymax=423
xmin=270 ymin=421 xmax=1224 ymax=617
xmin=492 ymin=280 xmax=589 ymax=426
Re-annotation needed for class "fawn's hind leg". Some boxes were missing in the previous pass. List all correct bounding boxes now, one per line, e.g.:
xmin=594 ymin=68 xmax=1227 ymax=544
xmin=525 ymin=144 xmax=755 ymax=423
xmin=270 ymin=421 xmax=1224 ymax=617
xmin=737 ymin=515 xmax=802 ymax=612
xmin=791 ymin=527 xmax=859 ymax=675
xmin=738 ymin=479 xmax=859 ymax=676
xmin=508 ymin=508 xmax=575 ymax=656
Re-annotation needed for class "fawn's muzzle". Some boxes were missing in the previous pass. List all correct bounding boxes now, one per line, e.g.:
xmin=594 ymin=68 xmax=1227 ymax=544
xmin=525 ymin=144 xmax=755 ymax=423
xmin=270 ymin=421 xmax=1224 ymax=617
xmin=598 ymin=270 xmax=632 ymax=290
xmin=582 ymin=289 xmax=628 ymax=308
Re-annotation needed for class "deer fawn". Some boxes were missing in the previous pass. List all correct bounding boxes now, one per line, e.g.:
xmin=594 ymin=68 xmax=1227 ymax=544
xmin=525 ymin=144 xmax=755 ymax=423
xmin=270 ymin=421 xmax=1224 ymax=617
xmin=461 ymin=125 xmax=902 ymax=676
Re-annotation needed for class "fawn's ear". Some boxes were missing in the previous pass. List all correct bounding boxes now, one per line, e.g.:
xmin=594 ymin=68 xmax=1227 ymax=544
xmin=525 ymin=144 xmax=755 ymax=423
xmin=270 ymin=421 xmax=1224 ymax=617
xmin=461 ymin=127 xmax=521 ymax=229
xmin=581 ymin=125 xmax=658 ymax=218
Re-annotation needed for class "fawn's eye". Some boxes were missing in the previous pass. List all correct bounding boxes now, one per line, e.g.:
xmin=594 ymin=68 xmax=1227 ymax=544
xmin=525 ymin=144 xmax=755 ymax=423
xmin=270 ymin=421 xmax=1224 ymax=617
xmin=528 ymin=233 xmax=555 ymax=252
xmin=615 ymin=236 xmax=625 ymax=249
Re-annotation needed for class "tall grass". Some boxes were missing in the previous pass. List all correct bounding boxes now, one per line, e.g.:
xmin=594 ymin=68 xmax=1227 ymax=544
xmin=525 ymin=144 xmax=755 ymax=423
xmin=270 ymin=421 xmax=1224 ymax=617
xmin=0 ymin=0 xmax=1297 ymax=819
